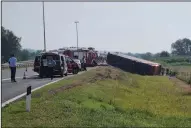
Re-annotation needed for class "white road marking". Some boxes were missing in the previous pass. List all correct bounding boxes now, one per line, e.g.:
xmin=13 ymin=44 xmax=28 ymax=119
xmin=1 ymin=77 xmax=65 ymax=108
xmin=2 ymin=74 xmax=38 ymax=81
xmin=1 ymin=67 xmax=96 ymax=108
xmin=2 ymin=77 xmax=23 ymax=81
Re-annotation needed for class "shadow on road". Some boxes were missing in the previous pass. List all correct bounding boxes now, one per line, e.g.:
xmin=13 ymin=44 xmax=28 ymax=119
xmin=27 ymin=73 xmax=75 ymax=80
xmin=27 ymin=75 xmax=64 ymax=80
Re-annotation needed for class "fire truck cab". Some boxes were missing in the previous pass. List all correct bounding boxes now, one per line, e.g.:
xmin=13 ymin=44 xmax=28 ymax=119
xmin=61 ymin=47 xmax=98 ymax=67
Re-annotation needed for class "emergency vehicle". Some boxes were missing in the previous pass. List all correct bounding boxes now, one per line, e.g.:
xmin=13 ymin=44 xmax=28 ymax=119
xmin=34 ymin=50 xmax=80 ymax=76
xmin=59 ymin=47 xmax=98 ymax=67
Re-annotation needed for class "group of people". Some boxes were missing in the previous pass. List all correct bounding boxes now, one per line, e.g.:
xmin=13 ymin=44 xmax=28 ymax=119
xmin=161 ymin=67 xmax=177 ymax=77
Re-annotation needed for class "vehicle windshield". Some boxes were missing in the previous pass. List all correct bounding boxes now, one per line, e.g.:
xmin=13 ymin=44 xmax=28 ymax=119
xmin=35 ymin=56 xmax=41 ymax=62
xmin=41 ymin=54 xmax=60 ymax=60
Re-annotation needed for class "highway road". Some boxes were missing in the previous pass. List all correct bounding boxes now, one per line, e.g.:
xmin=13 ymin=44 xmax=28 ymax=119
xmin=2 ymin=67 xmax=37 ymax=80
xmin=1 ymin=67 xmax=96 ymax=105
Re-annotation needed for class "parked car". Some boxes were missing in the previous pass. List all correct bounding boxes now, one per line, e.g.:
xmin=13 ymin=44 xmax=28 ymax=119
xmin=73 ymin=59 xmax=82 ymax=71
xmin=66 ymin=56 xmax=79 ymax=74
xmin=33 ymin=55 xmax=41 ymax=73
xmin=39 ymin=52 xmax=68 ymax=78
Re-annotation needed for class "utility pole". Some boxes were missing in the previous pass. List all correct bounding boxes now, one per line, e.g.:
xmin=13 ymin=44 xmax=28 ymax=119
xmin=75 ymin=21 xmax=79 ymax=57
xmin=43 ymin=1 xmax=46 ymax=52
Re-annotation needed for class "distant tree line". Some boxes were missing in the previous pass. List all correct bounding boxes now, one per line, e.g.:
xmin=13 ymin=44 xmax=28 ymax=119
xmin=126 ymin=38 xmax=191 ymax=60
xmin=1 ymin=26 xmax=42 ymax=63
xmin=2 ymin=26 xmax=191 ymax=63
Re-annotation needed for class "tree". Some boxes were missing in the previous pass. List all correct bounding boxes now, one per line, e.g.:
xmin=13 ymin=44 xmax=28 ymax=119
xmin=171 ymin=38 xmax=191 ymax=56
xmin=19 ymin=49 xmax=30 ymax=61
xmin=153 ymin=53 xmax=161 ymax=58
xmin=126 ymin=52 xmax=134 ymax=56
xmin=35 ymin=50 xmax=43 ymax=55
xmin=160 ymin=51 xmax=170 ymax=57
xmin=1 ymin=26 xmax=22 ymax=62
xmin=141 ymin=52 xmax=153 ymax=60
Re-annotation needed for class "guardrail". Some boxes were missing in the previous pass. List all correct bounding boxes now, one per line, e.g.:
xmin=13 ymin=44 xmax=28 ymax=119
xmin=1 ymin=59 xmax=107 ymax=70
xmin=1 ymin=63 xmax=34 ymax=70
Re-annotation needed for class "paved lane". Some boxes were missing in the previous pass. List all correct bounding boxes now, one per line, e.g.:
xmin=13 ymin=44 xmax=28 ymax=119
xmin=2 ymin=76 xmax=62 ymax=103
xmin=2 ymin=67 xmax=37 ymax=80
xmin=2 ymin=67 xmax=96 ymax=104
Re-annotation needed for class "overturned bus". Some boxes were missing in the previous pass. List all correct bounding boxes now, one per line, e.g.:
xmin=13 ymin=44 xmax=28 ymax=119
xmin=107 ymin=52 xmax=161 ymax=75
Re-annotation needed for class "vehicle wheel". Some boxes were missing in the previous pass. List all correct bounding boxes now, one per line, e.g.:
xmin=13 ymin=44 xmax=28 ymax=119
xmin=76 ymin=68 xmax=79 ymax=74
xmin=72 ymin=68 xmax=78 ymax=74
xmin=93 ymin=61 xmax=97 ymax=67
xmin=64 ymin=72 xmax=68 ymax=76
xmin=60 ymin=69 xmax=64 ymax=77
xmin=39 ymin=74 xmax=43 ymax=78
xmin=72 ymin=69 xmax=76 ymax=74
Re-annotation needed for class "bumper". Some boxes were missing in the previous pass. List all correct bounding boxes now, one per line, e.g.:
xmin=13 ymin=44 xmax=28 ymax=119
xmin=40 ymin=67 xmax=62 ymax=75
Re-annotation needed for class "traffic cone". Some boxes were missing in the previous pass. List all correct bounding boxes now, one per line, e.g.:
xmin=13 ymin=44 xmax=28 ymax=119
xmin=23 ymin=72 xmax=26 ymax=79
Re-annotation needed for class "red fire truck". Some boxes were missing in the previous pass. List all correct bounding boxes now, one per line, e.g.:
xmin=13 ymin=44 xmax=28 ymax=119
xmin=59 ymin=47 xmax=98 ymax=67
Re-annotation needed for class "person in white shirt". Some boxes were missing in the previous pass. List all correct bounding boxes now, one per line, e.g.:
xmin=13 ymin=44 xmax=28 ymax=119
xmin=8 ymin=54 xmax=17 ymax=82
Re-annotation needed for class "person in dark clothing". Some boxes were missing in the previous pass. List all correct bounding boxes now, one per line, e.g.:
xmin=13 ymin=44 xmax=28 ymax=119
xmin=8 ymin=54 xmax=17 ymax=82
xmin=161 ymin=68 xmax=164 ymax=76
xmin=47 ymin=57 xmax=56 ymax=80
xmin=82 ymin=56 xmax=87 ymax=71
xmin=166 ymin=68 xmax=169 ymax=75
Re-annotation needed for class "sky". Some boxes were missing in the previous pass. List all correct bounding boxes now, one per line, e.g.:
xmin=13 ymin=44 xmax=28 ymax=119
xmin=2 ymin=2 xmax=191 ymax=53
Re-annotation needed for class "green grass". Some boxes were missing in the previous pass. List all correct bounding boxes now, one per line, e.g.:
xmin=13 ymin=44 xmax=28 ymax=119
xmin=152 ymin=56 xmax=191 ymax=84
xmin=170 ymin=66 xmax=191 ymax=84
xmin=2 ymin=66 xmax=191 ymax=127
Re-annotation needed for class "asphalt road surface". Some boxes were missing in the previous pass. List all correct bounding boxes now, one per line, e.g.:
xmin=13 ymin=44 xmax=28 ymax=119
xmin=2 ymin=67 xmax=37 ymax=80
xmin=1 ymin=67 xmax=96 ymax=104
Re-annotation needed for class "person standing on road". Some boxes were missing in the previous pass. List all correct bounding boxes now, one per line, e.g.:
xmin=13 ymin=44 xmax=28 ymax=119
xmin=47 ymin=57 xmax=56 ymax=80
xmin=8 ymin=54 xmax=17 ymax=82
xmin=82 ymin=56 xmax=87 ymax=71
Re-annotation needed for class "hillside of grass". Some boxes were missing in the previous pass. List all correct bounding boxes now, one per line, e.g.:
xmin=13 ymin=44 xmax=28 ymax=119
xmin=2 ymin=66 xmax=191 ymax=127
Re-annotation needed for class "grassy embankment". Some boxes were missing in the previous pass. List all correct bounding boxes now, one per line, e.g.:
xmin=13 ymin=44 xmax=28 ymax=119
xmin=2 ymin=66 xmax=191 ymax=127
